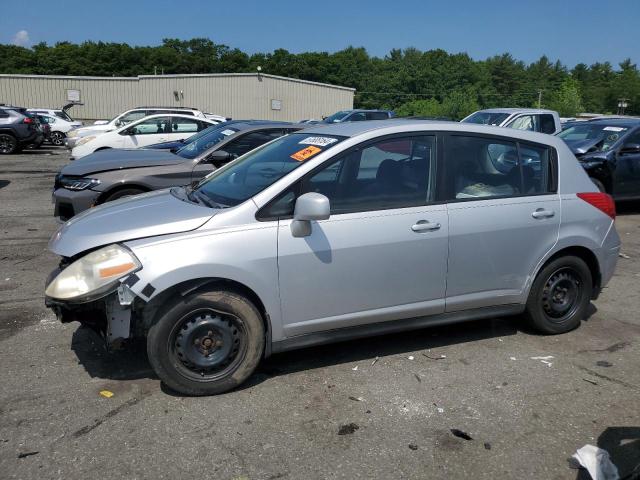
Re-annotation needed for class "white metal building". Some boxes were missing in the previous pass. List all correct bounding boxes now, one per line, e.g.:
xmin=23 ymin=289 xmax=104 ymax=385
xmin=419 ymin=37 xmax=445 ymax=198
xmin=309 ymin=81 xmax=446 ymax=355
xmin=0 ymin=73 xmax=355 ymax=122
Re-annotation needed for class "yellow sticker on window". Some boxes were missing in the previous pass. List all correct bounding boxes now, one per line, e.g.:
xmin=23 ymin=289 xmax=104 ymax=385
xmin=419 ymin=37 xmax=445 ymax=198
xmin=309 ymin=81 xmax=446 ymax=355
xmin=290 ymin=145 xmax=321 ymax=162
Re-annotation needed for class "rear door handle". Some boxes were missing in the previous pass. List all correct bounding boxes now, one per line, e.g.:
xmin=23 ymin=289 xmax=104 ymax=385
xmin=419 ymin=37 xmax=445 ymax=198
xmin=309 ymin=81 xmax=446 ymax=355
xmin=531 ymin=208 xmax=555 ymax=219
xmin=411 ymin=220 xmax=441 ymax=232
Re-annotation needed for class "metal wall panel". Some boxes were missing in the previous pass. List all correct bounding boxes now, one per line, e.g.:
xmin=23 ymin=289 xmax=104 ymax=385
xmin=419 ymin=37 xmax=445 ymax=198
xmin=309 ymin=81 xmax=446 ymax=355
xmin=0 ymin=73 xmax=355 ymax=122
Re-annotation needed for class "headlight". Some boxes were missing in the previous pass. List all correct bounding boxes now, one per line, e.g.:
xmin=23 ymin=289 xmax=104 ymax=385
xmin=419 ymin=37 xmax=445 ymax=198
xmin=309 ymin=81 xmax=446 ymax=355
xmin=59 ymin=176 xmax=100 ymax=191
xmin=76 ymin=135 xmax=96 ymax=146
xmin=45 ymin=244 xmax=141 ymax=301
xmin=67 ymin=129 xmax=80 ymax=138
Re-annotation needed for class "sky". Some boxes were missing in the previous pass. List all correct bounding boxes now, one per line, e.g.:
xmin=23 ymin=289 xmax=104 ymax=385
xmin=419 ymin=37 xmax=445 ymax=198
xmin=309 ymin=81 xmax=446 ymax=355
xmin=2 ymin=0 xmax=639 ymax=67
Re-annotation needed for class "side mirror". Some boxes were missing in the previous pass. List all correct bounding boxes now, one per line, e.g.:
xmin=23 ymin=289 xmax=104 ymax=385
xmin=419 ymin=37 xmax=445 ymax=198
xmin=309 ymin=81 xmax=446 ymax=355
xmin=290 ymin=193 xmax=330 ymax=238
xmin=620 ymin=143 xmax=640 ymax=155
xmin=207 ymin=150 xmax=232 ymax=164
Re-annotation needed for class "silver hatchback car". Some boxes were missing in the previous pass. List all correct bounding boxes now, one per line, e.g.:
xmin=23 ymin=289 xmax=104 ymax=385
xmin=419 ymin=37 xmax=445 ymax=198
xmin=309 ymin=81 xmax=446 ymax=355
xmin=45 ymin=121 xmax=621 ymax=395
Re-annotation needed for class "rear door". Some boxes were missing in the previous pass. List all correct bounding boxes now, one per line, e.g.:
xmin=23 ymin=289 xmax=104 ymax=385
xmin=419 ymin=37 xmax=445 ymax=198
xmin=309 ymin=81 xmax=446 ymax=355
xmin=443 ymin=133 xmax=560 ymax=311
xmin=168 ymin=116 xmax=205 ymax=142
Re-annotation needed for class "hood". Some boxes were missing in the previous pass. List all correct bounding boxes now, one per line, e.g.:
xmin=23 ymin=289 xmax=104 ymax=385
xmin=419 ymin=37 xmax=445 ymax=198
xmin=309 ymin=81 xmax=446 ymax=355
xmin=61 ymin=148 xmax=185 ymax=176
xmin=76 ymin=124 xmax=114 ymax=134
xmin=49 ymin=189 xmax=215 ymax=257
xmin=564 ymin=137 xmax=603 ymax=156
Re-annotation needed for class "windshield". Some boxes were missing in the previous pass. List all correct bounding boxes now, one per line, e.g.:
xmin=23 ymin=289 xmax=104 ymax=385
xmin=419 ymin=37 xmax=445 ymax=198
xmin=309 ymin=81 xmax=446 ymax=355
xmin=176 ymin=126 xmax=239 ymax=159
xmin=558 ymin=124 xmax=630 ymax=152
xmin=193 ymin=133 xmax=346 ymax=207
xmin=462 ymin=112 xmax=511 ymax=126
xmin=323 ymin=110 xmax=351 ymax=123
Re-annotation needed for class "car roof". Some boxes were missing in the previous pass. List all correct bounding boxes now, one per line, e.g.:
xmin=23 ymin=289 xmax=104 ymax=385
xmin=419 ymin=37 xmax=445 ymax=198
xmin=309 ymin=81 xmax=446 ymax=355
xmin=133 ymin=113 xmax=215 ymax=121
xmin=131 ymin=106 xmax=200 ymax=110
xmin=581 ymin=118 xmax=640 ymax=127
xmin=473 ymin=108 xmax=557 ymax=115
xmin=300 ymin=119 xmax=565 ymax=146
xmin=228 ymin=121 xmax=298 ymax=131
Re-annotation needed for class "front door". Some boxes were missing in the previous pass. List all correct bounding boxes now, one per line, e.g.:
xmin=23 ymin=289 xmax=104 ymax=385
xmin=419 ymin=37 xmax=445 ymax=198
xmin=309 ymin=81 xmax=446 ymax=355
xmin=275 ymin=135 xmax=449 ymax=337
xmin=614 ymin=129 xmax=640 ymax=198
xmin=442 ymin=133 xmax=560 ymax=311
xmin=124 ymin=116 xmax=170 ymax=148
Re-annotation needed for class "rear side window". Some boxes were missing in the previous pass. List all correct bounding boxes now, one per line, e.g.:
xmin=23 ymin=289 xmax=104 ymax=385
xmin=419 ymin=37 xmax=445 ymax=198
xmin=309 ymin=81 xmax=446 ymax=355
xmin=539 ymin=114 xmax=556 ymax=134
xmin=366 ymin=112 xmax=389 ymax=120
xmin=170 ymin=116 xmax=201 ymax=133
xmin=444 ymin=135 xmax=554 ymax=200
xmin=349 ymin=112 xmax=367 ymax=122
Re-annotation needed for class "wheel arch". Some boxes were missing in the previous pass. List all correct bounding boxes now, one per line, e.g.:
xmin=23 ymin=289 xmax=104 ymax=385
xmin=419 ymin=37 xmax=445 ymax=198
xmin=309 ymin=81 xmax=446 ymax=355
xmin=138 ymin=277 xmax=272 ymax=357
xmin=96 ymin=183 xmax=152 ymax=204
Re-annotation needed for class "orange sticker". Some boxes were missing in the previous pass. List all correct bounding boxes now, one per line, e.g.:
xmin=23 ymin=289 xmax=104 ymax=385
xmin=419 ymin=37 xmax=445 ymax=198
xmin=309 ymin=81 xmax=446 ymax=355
xmin=290 ymin=145 xmax=321 ymax=162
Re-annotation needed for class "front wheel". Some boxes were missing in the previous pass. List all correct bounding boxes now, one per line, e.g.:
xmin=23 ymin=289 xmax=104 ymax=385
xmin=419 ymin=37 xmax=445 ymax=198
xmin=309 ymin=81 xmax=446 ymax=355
xmin=525 ymin=256 xmax=593 ymax=334
xmin=0 ymin=134 xmax=18 ymax=154
xmin=147 ymin=289 xmax=265 ymax=395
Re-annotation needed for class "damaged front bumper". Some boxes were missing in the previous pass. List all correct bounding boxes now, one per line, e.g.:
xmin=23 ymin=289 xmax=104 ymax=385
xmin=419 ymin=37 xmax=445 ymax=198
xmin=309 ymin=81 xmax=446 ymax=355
xmin=45 ymin=272 xmax=142 ymax=346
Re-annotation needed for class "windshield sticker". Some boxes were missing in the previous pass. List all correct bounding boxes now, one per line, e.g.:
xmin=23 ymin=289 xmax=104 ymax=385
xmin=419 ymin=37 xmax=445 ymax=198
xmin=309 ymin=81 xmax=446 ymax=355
xmin=291 ymin=145 xmax=322 ymax=162
xmin=221 ymin=129 xmax=235 ymax=136
xmin=299 ymin=136 xmax=338 ymax=147
xmin=603 ymin=126 xmax=624 ymax=132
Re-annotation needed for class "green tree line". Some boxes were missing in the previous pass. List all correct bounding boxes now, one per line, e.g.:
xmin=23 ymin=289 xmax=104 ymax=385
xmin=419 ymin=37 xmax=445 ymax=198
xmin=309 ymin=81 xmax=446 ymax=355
xmin=1 ymin=38 xmax=639 ymax=119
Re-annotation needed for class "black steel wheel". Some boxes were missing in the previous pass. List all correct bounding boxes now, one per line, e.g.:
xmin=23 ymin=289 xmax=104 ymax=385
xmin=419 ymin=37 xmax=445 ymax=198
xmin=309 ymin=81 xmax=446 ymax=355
xmin=50 ymin=131 xmax=65 ymax=146
xmin=147 ymin=288 xmax=265 ymax=395
xmin=525 ymin=255 xmax=592 ymax=334
xmin=0 ymin=134 xmax=18 ymax=154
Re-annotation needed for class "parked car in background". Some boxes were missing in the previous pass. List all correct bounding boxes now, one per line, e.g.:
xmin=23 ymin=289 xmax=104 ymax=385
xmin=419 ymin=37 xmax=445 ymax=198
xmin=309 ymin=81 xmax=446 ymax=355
xmin=54 ymin=122 xmax=305 ymax=219
xmin=70 ymin=114 xmax=219 ymax=160
xmin=30 ymin=112 xmax=83 ymax=146
xmin=65 ymin=106 xmax=218 ymax=149
xmin=461 ymin=108 xmax=561 ymax=134
xmin=45 ymin=120 xmax=620 ymax=395
xmin=0 ymin=105 xmax=45 ymax=154
xmin=28 ymin=103 xmax=82 ymax=123
xmin=322 ymin=109 xmax=395 ymax=123
xmin=33 ymin=114 xmax=52 ymax=142
xmin=557 ymin=118 xmax=640 ymax=199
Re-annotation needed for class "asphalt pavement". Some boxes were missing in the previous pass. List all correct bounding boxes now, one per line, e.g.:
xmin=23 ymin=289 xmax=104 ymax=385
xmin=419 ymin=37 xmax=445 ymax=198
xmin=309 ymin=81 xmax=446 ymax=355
xmin=1 ymin=147 xmax=639 ymax=479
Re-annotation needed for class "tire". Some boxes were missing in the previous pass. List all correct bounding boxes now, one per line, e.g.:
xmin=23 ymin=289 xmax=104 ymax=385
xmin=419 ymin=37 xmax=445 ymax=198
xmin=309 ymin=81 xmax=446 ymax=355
xmin=0 ymin=134 xmax=18 ymax=154
xmin=525 ymin=256 xmax=593 ymax=334
xmin=50 ymin=131 xmax=65 ymax=146
xmin=590 ymin=177 xmax=606 ymax=193
xmin=147 ymin=289 xmax=265 ymax=395
xmin=103 ymin=188 xmax=146 ymax=203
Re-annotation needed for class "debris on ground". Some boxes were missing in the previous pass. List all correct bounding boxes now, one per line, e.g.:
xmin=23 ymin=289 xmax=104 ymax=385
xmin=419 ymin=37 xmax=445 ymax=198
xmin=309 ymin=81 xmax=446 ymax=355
xmin=414 ymin=373 xmax=421 ymax=382
xmin=408 ymin=355 xmax=414 ymax=360
xmin=408 ymin=443 xmax=418 ymax=450
xmin=371 ymin=356 xmax=379 ymax=366
xmin=348 ymin=396 xmax=364 ymax=402
xmin=17 ymin=451 xmax=39 ymax=459
xmin=433 ymin=403 xmax=444 ymax=413
xmin=351 ymin=366 xmax=358 ymax=371
xmin=338 ymin=423 xmax=359 ymax=435
xmin=484 ymin=442 xmax=492 ymax=450
xmin=510 ymin=357 xmax=517 ymax=361
xmin=583 ymin=378 xmax=598 ymax=385
xmin=99 ymin=390 xmax=114 ymax=398
xmin=596 ymin=360 xmax=613 ymax=367
xmin=451 ymin=429 xmax=473 ymax=441
xmin=422 ymin=353 xmax=446 ymax=360
xmin=531 ymin=355 xmax=554 ymax=367
xmin=619 ymin=252 xmax=631 ymax=259
xmin=571 ymin=444 xmax=619 ymax=480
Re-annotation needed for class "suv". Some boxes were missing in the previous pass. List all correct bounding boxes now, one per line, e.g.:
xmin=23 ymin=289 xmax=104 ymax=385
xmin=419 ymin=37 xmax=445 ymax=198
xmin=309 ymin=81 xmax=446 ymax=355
xmin=323 ymin=109 xmax=395 ymax=123
xmin=46 ymin=120 xmax=620 ymax=395
xmin=462 ymin=108 xmax=562 ymax=135
xmin=0 ymin=106 xmax=45 ymax=154
xmin=29 ymin=104 xmax=84 ymax=146
xmin=65 ymin=106 xmax=215 ymax=149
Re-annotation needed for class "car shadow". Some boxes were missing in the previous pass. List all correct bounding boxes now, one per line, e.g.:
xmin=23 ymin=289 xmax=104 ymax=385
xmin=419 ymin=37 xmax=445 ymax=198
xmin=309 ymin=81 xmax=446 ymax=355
xmin=571 ymin=426 xmax=640 ymax=479
xmin=617 ymin=199 xmax=640 ymax=215
xmin=0 ymin=180 xmax=10 ymax=189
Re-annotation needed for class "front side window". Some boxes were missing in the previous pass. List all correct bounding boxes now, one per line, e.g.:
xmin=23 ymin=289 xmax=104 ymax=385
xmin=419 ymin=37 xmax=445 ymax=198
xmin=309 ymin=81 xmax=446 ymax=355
xmin=176 ymin=125 xmax=239 ymax=159
xmin=263 ymin=136 xmax=435 ymax=217
xmin=323 ymin=110 xmax=351 ymax=123
xmin=117 ymin=111 xmax=146 ymax=126
xmin=445 ymin=135 xmax=552 ymax=200
xmin=129 ymin=116 xmax=170 ymax=135
xmin=193 ymin=133 xmax=345 ymax=207
xmin=349 ymin=112 xmax=367 ymax=122
xmin=462 ymin=112 xmax=511 ymax=126
xmin=508 ymin=115 xmax=536 ymax=131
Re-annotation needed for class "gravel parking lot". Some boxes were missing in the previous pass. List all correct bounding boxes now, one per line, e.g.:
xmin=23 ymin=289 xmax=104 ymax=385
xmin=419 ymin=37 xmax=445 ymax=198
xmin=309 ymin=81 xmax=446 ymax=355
xmin=1 ymin=148 xmax=639 ymax=479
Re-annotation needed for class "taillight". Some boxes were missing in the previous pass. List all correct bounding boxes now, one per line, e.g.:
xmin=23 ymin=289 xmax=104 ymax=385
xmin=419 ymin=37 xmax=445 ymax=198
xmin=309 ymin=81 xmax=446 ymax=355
xmin=577 ymin=192 xmax=616 ymax=219
xmin=23 ymin=117 xmax=34 ymax=124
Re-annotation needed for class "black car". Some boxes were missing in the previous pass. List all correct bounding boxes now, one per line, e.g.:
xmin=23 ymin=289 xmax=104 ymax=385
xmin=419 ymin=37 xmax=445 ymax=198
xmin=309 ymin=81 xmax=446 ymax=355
xmin=0 ymin=106 xmax=45 ymax=154
xmin=558 ymin=118 xmax=640 ymax=199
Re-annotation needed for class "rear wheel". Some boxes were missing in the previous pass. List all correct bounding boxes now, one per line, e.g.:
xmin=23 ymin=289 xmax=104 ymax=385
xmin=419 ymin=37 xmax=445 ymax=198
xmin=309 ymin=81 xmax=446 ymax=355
xmin=525 ymin=256 xmax=592 ymax=334
xmin=0 ymin=134 xmax=18 ymax=154
xmin=103 ymin=188 xmax=146 ymax=203
xmin=590 ymin=177 xmax=606 ymax=193
xmin=50 ymin=131 xmax=65 ymax=146
xmin=147 ymin=289 xmax=265 ymax=395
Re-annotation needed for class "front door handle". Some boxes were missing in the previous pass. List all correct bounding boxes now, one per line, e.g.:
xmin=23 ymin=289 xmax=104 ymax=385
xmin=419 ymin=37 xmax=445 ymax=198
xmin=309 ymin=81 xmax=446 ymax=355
xmin=531 ymin=208 xmax=555 ymax=219
xmin=411 ymin=220 xmax=441 ymax=232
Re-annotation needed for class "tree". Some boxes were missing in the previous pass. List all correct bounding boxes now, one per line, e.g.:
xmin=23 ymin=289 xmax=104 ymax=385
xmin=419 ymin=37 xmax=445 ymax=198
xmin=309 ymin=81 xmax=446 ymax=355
xmin=546 ymin=77 xmax=584 ymax=116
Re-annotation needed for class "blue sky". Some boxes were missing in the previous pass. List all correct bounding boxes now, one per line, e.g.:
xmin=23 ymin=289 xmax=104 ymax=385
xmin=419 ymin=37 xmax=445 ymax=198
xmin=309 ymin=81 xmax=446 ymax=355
xmin=2 ymin=0 xmax=639 ymax=67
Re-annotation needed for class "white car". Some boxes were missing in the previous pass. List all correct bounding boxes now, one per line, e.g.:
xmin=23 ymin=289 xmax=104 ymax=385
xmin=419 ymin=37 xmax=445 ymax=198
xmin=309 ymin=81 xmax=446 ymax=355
xmin=461 ymin=108 xmax=562 ymax=135
xmin=70 ymin=114 xmax=218 ymax=160
xmin=65 ymin=106 xmax=219 ymax=148
xmin=28 ymin=104 xmax=84 ymax=145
